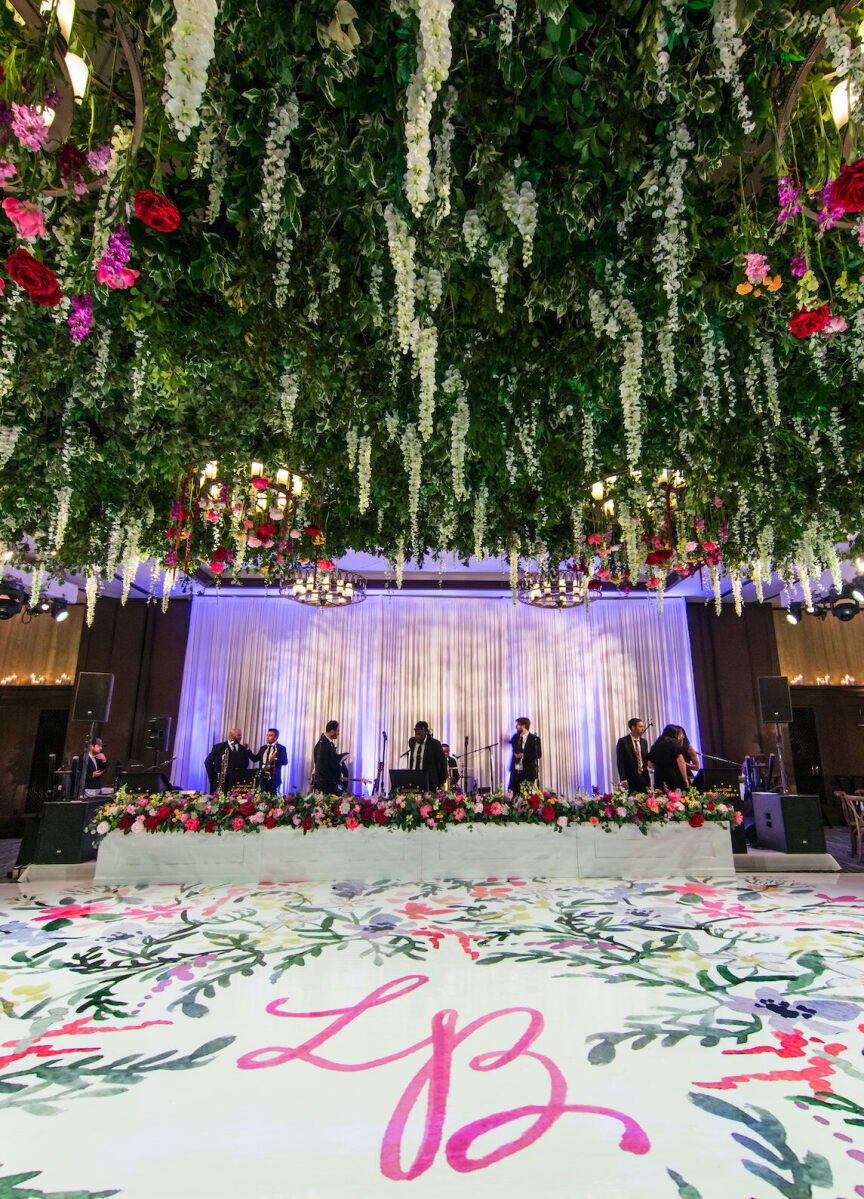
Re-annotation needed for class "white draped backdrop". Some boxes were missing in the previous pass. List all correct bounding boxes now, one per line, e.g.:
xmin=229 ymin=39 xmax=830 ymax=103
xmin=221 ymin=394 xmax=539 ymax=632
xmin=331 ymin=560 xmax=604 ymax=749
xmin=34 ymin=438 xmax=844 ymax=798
xmin=173 ymin=594 xmax=701 ymax=796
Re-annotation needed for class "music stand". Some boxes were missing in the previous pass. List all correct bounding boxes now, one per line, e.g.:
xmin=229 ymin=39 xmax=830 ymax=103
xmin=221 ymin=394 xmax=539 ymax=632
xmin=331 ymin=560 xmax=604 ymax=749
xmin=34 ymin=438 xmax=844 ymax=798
xmin=389 ymin=769 xmax=429 ymax=793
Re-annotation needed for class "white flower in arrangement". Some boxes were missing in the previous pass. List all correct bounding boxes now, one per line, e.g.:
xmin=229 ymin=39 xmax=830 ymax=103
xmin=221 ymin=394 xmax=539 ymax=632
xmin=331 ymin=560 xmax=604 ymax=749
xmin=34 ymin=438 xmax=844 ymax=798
xmin=401 ymin=423 xmax=422 ymax=545
xmin=161 ymin=570 xmax=173 ymax=613
xmin=384 ymin=411 xmax=400 ymax=443
xmin=610 ymin=296 xmax=643 ymax=467
xmin=648 ymin=117 xmax=692 ymax=393
xmin=699 ymin=319 xmax=722 ymax=417
xmin=52 ymin=487 xmax=72 ymax=553
xmin=796 ymin=560 xmax=814 ymax=613
xmin=93 ymin=327 xmax=111 ymax=390
xmin=259 ymin=95 xmax=301 ymax=245
xmin=420 ymin=266 xmax=443 ymax=309
xmin=488 ymin=246 xmax=509 ymax=313
xmin=279 ymin=366 xmax=299 ymax=434
xmin=105 ymin=513 xmax=125 ymax=579
xmin=29 ymin=565 xmax=44 ymax=611
xmin=431 ymin=87 xmax=456 ymax=220
xmin=412 ymin=318 xmax=438 ymax=441
xmin=443 ymin=365 xmax=469 ymax=500
xmin=655 ymin=0 xmax=685 ymax=101
xmin=472 ymin=485 xmax=488 ymax=561
xmin=499 ymin=171 xmax=538 ymax=267
xmin=206 ymin=143 xmax=228 ymax=223
xmin=505 ymin=445 xmax=517 ymax=484
xmin=91 ymin=125 xmax=133 ymax=258
xmin=394 ymin=538 xmax=405 ymax=589
xmin=403 ymin=0 xmax=454 ymax=217
xmin=357 ymin=435 xmax=372 ymax=512
xmin=121 ymin=521 xmax=141 ymax=606
xmin=809 ymin=334 xmax=830 ymax=387
xmin=163 ymin=0 xmax=219 ymax=141
xmin=509 ymin=544 xmax=519 ymax=598
xmin=497 ymin=0 xmax=517 ymax=46
xmin=84 ymin=573 xmax=99 ymax=626
xmin=274 ymin=229 xmax=294 ymax=308
xmin=825 ymin=407 xmax=845 ymax=468
xmin=346 ymin=426 xmax=359 ymax=472
xmin=587 ymin=289 xmax=608 ymax=339
xmin=384 ymin=204 xmax=417 ymax=354
xmin=581 ymin=407 xmax=596 ymax=473
xmin=758 ymin=337 xmax=781 ymax=426
xmin=462 ymin=209 xmax=486 ymax=258
xmin=0 ymin=425 xmax=19 ymax=469
xmin=711 ymin=0 xmax=754 ymax=133
xmin=326 ymin=262 xmax=341 ymax=293
xmin=823 ymin=537 xmax=844 ymax=594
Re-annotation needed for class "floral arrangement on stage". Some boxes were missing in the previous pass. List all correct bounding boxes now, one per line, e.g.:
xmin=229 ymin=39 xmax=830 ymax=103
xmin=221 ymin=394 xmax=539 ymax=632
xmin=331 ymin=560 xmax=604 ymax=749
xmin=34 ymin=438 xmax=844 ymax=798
xmin=2 ymin=1 xmax=864 ymax=607
xmin=90 ymin=784 xmax=742 ymax=840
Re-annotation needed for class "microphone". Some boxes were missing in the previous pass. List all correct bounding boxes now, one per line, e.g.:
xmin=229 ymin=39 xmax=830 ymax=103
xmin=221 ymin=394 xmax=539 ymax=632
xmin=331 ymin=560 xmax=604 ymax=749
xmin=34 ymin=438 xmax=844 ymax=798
xmin=399 ymin=750 xmax=409 ymax=759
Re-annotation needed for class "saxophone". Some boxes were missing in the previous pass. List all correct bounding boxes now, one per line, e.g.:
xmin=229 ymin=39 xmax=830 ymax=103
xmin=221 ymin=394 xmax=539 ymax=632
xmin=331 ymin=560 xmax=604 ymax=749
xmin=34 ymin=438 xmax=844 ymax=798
xmin=217 ymin=745 xmax=230 ymax=794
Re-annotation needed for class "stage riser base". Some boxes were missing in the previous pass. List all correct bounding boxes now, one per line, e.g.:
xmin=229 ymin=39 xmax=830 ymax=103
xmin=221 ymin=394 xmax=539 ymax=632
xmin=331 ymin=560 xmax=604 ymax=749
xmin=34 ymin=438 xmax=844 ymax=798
xmin=93 ymin=822 xmax=734 ymax=884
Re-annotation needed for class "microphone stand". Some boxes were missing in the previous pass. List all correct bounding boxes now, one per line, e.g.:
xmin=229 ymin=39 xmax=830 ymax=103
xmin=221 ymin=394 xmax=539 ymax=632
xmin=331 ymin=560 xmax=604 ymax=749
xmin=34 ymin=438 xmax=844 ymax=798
xmin=459 ymin=743 xmax=497 ymax=792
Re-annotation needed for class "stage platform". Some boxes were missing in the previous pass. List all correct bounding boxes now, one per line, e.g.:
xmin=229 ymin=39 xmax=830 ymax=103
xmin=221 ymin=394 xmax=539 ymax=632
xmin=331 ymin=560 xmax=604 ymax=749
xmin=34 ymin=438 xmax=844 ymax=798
xmin=92 ymin=821 xmax=735 ymax=884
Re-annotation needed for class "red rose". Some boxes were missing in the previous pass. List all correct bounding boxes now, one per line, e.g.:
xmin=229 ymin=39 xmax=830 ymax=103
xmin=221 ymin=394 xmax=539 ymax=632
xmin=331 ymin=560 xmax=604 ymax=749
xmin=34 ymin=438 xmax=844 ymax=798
xmin=316 ymin=559 xmax=335 ymax=571
xmin=688 ymin=813 xmax=705 ymax=828
xmin=788 ymin=304 xmax=831 ymax=339
xmin=373 ymin=809 xmax=388 ymax=823
xmin=144 ymin=815 xmax=160 ymax=830
xmin=304 ymin=525 xmax=322 ymax=537
xmin=360 ymin=804 xmax=373 ymax=820
xmin=264 ymin=815 xmax=277 ymax=829
xmin=134 ymin=190 xmax=180 ymax=232
xmin=302 ymin=817 xmax=313 ymax=830
xmin=204 ymin=819 xmax=217 ymax=833
xmin=707 ymin=801 xmax=715 ymax=811
xmin=527 ymin=794 xmax=541 ymax=809
xmin=211 ymin=546 xmax=228 ymax=562
xmin=257 ymin=522 xmax=276 ymax=539
xmin=831 ymin=158 xmax=864 ymax=213
xmin=117 ymin=816 xmax=132 ymax=830
xmin=156 ymin=805 xmax=171 ymax=820
xmin=240 ymin=801 xmax=255 ymax=816
xmin=541 ymin=804 xmax=556 ymax=822
xmin=587 ymin=578 xmax=603 ymax=591
xmin=5 ymin=248 xmax=62 ymax=306
xmin=443 ymin=800 xmax=455 ymax=815
xmin=645 ymin=549 xmax=673 ymax=565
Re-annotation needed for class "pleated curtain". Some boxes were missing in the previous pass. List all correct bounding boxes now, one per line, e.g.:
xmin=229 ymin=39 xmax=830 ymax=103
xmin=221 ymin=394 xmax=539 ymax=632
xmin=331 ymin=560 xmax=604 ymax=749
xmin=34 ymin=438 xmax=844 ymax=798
xmin=173 ymin=594 xmax=701 ymax=796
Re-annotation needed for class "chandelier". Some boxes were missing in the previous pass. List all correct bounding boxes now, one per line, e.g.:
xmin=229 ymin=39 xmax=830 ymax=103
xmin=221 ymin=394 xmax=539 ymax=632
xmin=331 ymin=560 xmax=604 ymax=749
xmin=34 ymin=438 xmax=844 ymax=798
xmin=517 ymin=570 xmax=586 ymax=610
xmin=288 ymin=564 xmax=366 ymax=607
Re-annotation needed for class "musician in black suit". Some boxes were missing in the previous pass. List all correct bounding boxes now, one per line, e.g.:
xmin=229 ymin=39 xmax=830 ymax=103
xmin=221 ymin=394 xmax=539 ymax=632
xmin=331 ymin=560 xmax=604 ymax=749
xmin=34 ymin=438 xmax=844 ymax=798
xmin=252 ymin=728 xmax=288 ymax=795
xmin=616 ymin=717 xmax=651 ymax=792
xmin=205 ymin=727 xmax=254 ymax=794
xmin=508 ymin=718 xmax=541 ymax=796
xmin=406 ymin=722 xmax=447 ymax=790
xmin=312 ymin=721 xmax=349 ymax=795
xmin=441 ymin=743 xmax=459 ymax=790
xmin=83 ymin=738 xmax=108 ymax=790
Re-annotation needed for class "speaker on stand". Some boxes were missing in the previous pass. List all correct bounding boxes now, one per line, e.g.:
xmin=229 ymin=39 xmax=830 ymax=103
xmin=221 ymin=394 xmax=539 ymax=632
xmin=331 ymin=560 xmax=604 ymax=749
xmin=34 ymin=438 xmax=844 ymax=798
xmin=757 ymin=676 xmax=792 ymax=793
xmin=144 ymin=716 xmax=172 ymax=768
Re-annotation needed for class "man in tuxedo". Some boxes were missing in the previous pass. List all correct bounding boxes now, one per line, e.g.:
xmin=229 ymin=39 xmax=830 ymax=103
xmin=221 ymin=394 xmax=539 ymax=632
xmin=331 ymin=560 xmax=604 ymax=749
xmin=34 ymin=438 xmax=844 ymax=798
xmin=312 ymin=720 xmax=349 ymax=795
xmin=205 ymin=727 xmax=254 ymax=794
xmin=441 ymin=743 xmax=459 ymax=791
xmin=406 ymin=722 xmax=447 ymax=790
xmin=616 ymin=717 xmax=650 ymax=793
xmin=84 ymin=738 xmax=108 ymax=790
xmin=252 ymin=728 xmax=288 ymax=795
xmin=508 ymin=717 xmax=541 ymax=796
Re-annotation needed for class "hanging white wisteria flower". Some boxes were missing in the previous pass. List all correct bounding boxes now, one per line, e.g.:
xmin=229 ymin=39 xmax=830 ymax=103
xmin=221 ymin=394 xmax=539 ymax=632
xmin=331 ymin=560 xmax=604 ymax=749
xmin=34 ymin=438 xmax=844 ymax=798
xmin=711 ymin=0 xmax=755 ymax=133
xmin=274 ymin=229 xmax=294 ymax=308
xmin=499 ymin=170 xmax=538 ymax=267
xmin=401 ymin=422 xmax=422 ymax=547
xmin=730 ymin=571 xmax=743 ymax=617
xmin=443 ymin=365 xmax=469 ymax=501
xmin=655 ymin=0 xmax=686 ymax=102
xmin=796 ymin=560 xmax=814 ymax=613
xmin=121 ymin=522 xmax=141 ymax=606
xmin=206 ymin=143 xmax=228 ymax=223
xmin=394 ymin=538 xmax=405 ymax=589
xmin=509 ymin=543 xmax=519 ymax=600
xmin=431 ymin=87 xmax=456 ymax=221
xmin=346 ymin=426 xmax=359 ymax=472
xmin=92 ymin=328 xmax=112 ymax=390
xmin=825 ymin=407 xmax=846 ymax=469
xmin=384 ymin=203 xmax=416 ymax=353
xmin=85 ymin=572 xmax=98 ymax=627
xmin=462 ymin=210 xmax=486 ymax=258
xmin=163 ymin=0 xmax=219 ymax=141
xmin=105 ymin=513 xmax=125 ymax=579
xmin=581 ymin=407 xmax=596 ymax=473
xmin=710 ymin=564 xmax=722 ymax=615
xmin=488 ymin=246 xmax=510 ymax=312
xmin=29 ymin=565 xmax=44 ymax=611
xmin=611 ymin=296 xmax=644 ymax=466
xmin=417 ymin=266 xmax=443 ymax=310
xmin=279 ymin=365 xmax=299 ymax=434
xmin=758 ymin=336 xmax=782 ymax=426
xmin=497 ymin=0 xmax=517 ymax=46
xmin=473 ymin=485 xmax=488 ymax=560
xmin=259 ymin=95 xmax=301 ymax=245
xmin=130 ymin=331 xmax=149 ymax=402
xmin=648 ymin=117 xmax=693 ymax=394
xmin=0 ymin=425 xmax=19 ymax=469
xmin=52 ymin=487 xmax=72 ymax=553
xmin=402 ymin=0 xmax=454 ymax=217
xmin=412 ymin=318 xmax=438 ymax=441
xmin=357 ymin=436 xmax=372 ymax=513
xmin=369 ymin=263 xmax=385 ymax=327
xmin=505 ymin=446 xmax=518 ymax=484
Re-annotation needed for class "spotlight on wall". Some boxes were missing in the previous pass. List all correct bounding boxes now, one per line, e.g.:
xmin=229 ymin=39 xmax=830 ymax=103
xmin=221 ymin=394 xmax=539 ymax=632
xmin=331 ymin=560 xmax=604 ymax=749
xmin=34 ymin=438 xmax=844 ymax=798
xmin=51 ymin=597 xmax=69 ymax=623
xmin=786 ymin=602 xmax=802 ymax=625
xmin=0 ymin=580 xmax=26 ymax=620
xmin=853 ymin=586 xmax=864 ymax=605
xmin=832 ymin=595 xmax=860 ymax=622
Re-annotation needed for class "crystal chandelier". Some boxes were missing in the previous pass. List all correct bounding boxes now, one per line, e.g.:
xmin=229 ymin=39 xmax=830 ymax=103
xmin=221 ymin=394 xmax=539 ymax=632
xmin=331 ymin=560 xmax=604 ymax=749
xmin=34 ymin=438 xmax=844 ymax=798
xmin=516 ymin=570 xmax=586 ymax=609
xmin=288 ymin=564 xmax=366 ymax=607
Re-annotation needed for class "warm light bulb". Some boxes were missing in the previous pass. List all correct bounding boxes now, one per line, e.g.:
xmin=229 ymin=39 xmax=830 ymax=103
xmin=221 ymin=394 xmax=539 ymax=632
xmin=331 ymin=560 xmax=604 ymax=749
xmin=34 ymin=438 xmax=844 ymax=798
xmin=603 ymin=498 xmax=615 ymax=515
xmin=41 ymin=0 xmax=76 ymax=41
xmin=204 ymin=460 xmax=218 ymax=479
xmin=831 ymin=79 xmax=856 ymax=130
xmin=292 ymin=476 xmax=303 ymax=495
xmin=853 ymin=588 xmax=864 ymax=604
xmin=591 ymin=481 xmax=604 ymax=501
xmin=786 ymin=611 xmax=799 ymax=625
xmin=64 ymin=50 xmax=90 ymax=100
xmin=250 ymin=461 xmax=263 ymax=478
xmin=275 ymin=468 xmax=289 ymax=486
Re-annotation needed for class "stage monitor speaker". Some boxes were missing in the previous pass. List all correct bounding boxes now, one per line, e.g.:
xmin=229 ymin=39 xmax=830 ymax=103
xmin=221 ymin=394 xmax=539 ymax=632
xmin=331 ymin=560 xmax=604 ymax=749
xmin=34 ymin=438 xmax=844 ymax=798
xmin=71 ymin=672 xmax=114 ymax=723
xmin=753 ymin=792 xmax=826 ymax=854
xmin=144 ymin=716 xmax=172 ymax=752
xmin=758 ymin=676 xmax=793 ymax=724
xmin=693 ymin=768 xmax=740 ymax=792
xmin=117 ymin=770 xmax=170 ymax=795
xmin=31 ymin=800 xmax=103 ymax=864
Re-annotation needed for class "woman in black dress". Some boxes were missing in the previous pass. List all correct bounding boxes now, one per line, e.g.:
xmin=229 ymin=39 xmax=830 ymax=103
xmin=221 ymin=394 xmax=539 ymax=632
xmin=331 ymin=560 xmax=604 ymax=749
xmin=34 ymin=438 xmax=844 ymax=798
xmin=648 ymin=725 xmax=688 ymax=791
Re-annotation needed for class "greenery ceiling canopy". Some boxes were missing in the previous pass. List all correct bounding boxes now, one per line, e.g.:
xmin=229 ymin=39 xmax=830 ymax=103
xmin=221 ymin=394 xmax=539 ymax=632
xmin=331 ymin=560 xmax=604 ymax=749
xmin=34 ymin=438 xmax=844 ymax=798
xmin=1 ymin=0 xmax=864 ymax=612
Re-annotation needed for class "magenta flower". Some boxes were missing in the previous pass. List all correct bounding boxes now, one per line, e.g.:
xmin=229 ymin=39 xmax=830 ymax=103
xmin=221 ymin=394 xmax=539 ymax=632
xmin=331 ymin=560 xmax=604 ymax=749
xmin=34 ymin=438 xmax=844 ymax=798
xmin=10 ymin=103 xmax=50 ymax=151
xmin=777 ymin=175 xmax=803 ymax=228
xmin=790 ymin=250 xmax=809 ymax=276
xmin=818 ymin=179 xmax=844 ymax=234
xmin=67 ymin=293 xmax=93 ymax=342
xmin=86 ymin=144 xmax=111 ymax=175
xmin=97 ymin=223 xmax=135 ymax=288
xmin=0 ymin=162 xmax=16 ymax=183
xmin=2 ymin=197 xmax=44 ymax=239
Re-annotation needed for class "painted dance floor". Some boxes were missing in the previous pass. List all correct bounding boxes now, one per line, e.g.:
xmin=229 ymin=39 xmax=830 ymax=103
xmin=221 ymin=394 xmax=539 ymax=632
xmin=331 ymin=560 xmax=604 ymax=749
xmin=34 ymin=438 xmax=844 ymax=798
xmin=0 ymin=872 xmax=863 ymax=1198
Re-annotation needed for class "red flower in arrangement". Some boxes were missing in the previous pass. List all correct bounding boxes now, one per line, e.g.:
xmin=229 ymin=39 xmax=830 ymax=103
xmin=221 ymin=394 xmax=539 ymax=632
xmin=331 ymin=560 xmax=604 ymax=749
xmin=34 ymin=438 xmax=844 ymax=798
xmin=251 ymin=478 xmax=270 ymax=491
xmin=587 ymin=578 xmax=603 ymax=591
xmin=117 ymin=815 xmax=132 ymax=830
xmin=830 ymin=158 xmax=864 ymax=213
xmin=316 ymin=559 xmax=335 ymax=571
xmin=360 ymin=804 xmax=373 ymax=820
xmin=144 ymin=815 xmax=160 ymax=830
xmin=527 ymin=794 xmax=542 ymax=809
xmin=257 ymin=522 xmax=277 ymax=539
xmin=645 ymin=548 xmax=673 ymax=565
xmin=541 ymin=804 xmax=556 ymax=822
xmin=209 ymin=562 xmax=225 ymax=574
xmin=133 ymin=190 xmax=180 ymax=232
xmin=5 ymin=247 xmax=62 ymax=305
xmin=688 ymin=813 xmax=705 ymax=828
xmin=373 ymin=809 xmax=388 ymax=824
xmin=156 ymin=805 xmax=171 ymax=820
xmin=788 ymin=304 xmax=831 ymax=339
xmin=211 ymin=546 xmax=228 ymax=562
xmin=706 ymin=801 xmax=715 ymax=811
xmin=264 ymin=815 xmax=277 ymax=829
xmin=304 ymin=524 xmax=322 ymax=538
xmin=301 ymin=816 xmax=313 ymax=830
xmin=203 ymin=819 xmax=217 ymax=834
xmin=239 ymin=800 xmax=255 ymax=816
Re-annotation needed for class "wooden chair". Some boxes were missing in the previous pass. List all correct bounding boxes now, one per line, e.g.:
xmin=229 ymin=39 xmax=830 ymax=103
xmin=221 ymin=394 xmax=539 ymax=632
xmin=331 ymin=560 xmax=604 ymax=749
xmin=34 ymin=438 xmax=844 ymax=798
xmin=839 ymin=793 xmax=864 ymax=863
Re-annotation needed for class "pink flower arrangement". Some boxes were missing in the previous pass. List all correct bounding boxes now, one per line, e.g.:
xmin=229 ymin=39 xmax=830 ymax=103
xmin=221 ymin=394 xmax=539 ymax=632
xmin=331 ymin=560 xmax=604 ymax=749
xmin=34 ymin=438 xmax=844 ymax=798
xmin=345 ymin=815 xmax=359 ymax=829
xmin=2 ymin=197 xmax=44 ymax=239
xmin=454 ymin=807 xmax=465 ymax=821
xmin=232 ymin=817 xmax=245 ymax=830
xmin=743 ymin=253 xmax=771 ymax=285
xmin=489 ymin=801 xmax=503 ymax=815
xmin=10 ymin=103 xmax=50 ymax=151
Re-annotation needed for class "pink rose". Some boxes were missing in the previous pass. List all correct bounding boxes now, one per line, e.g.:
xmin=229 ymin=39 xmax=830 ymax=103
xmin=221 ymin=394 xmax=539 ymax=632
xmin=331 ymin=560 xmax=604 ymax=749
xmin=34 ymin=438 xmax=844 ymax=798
xmin=250 ymin=811 xmax=264 ymax=823
xmin=557 ymin=815 xmax=568 ymax=828
xmin=419 ymin=803 xmax=432 ymax=817
xmin=2 ymin=197 xmax=45 ymax=239
xmin=345 ymin=815 xmax=359 ymax=829
xmin=184 ymin=817 xmax=200 ymax=831
xmin=251 ymin=478 xmax=270 ymax=490
xmin=616 ymin=806 xmax=626 ymax=816
xmin=232 ymin=816 xmax=245 ymax=830
xmin=96 ymin=262 xmax=139 ymax=289
xmin=454 ymin=807 xmax=465 ymax=821
xmin=473 ymin=802 xmax=484 ymax=814
xmin=490 ymin=801 xmax=503 ymax=815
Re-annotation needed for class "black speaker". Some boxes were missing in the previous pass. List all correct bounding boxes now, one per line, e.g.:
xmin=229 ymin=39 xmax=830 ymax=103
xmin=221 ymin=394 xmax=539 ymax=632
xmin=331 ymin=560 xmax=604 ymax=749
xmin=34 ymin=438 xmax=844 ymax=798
xmin=758 ymin=676 xmax=793 ymax=724
xmin=31 ymin=800 xmax=104 ymax=864
xmin=753 ymin=793 xmax=826 ymax=853
xmin=71 ymin=672 xmax=114 ymax=723
xmin=117 ymin=770 xmax=170 ymax=795
xmin=144 ymin=716 xmax=172 ymax=751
